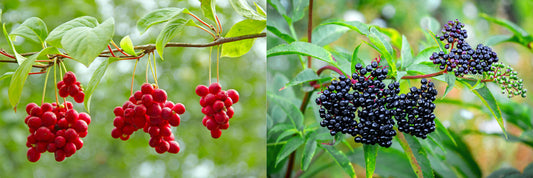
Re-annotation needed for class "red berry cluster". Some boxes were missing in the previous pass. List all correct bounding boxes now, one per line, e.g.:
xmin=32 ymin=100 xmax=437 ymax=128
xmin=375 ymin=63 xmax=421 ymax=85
xmin=111 ymin=83 xmax=184 ymax=154
xmin=195 ymin=82 xmax=239 ymax=139
xmin=57 ymin=71 xmax=85 ymax=103
xmin=24 ymin=101 xmax=91 ymax=162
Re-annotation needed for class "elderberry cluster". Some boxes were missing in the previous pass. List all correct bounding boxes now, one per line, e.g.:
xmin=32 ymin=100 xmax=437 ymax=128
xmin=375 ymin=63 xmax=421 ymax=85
xmin=431 ymin=20 xmax=498 ymax=76
xmin=316 ymin=61 xmax=400 ymax=147
xmin=395 ymin=79 xmax=438 ymax=139
xmin=489 ymin=63 xmax=527 ymax=98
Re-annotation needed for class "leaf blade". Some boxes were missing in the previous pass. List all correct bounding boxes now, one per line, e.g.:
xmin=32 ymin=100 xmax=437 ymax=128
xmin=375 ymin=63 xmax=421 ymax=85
xmin=156 ymin=17 xmax=191 ymax=60
xmin=267 ymin=42 xmax=335 ymax=66
xmin=221 ymin=19 xmax=266 ymax=58
xmin=363 ymin=144 xmax=378 ymax=178
xmin=321 ymin=144 xmax=356 ymax=177
xmin=46 ymin=16 xmax=98 ymax=48
xmin=136 ymin=8 xmax=185 ymax=33
xmin=9 ymin=17 xmax=48 ymax=45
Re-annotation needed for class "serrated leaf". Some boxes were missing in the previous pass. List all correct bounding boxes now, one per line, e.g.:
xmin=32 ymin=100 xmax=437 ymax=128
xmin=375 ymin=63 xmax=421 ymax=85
xmin=200 ymin=0 xmax=217 ymax=23
xmin=267 ymin=42 xmax=336 ymax=66
xmin=62 ymin=18 xmax=115 ymax=67
xmin=221 ymin=19 xmax=266 ymax=58
xmin=283 ymin=68 xmax=319 ymax=89
xmin=7 ymin=47 xmax=59 ymax=109
xmin=3 ymin=24 xmax=25 ymax=64
xmin=443 ymin=73 xmax=455 ymax=98
xmin=397 ymin=131 xmax=434 ymax=178
xmin=156 ymin=17 xmax=191 ymax=60
xmin=119 ymin=36 xmax=136 ymax=56
xmin=363 ymin=145 xmax=378 ymax=178
xmin=46 ymin=16 xmax=98 ymax=48
xmin=230 ymin=0 xmax=265 ymax=20
xmin=267 ymin=25 xmax=295 ymax=43
xmin=401 ymin=35 xmax=414 ymax=69
xmin=321 ymin=144 xmax=356 ymax=177
xmin=136 ymin=8 xmax=185 ymax=33
xmin=275 ymin=135 xmax=305 ymax=167
xmin=9 ymin=17 xmax=48 ymax=45
xmin=267 ymin=93 xmax=304 ymax=131
xmin=0 ymin=72 xmax=13 ymax=81
xmin=351 ymin=43 xmax=363 ymax=74
xmin=312 ymin=24 xmax=349 ymax=46
xmin=460 ymin=80 xmax=506 ymax=137
xmin=254 ymin=2 xmax=266 ymax=17
xmin=301 ymin=132 xmax=317 ymax=170
xmin=84 ymin=57 xmax=120 ymax=112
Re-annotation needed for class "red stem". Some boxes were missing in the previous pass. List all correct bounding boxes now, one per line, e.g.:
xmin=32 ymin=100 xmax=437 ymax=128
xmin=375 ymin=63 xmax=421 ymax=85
xmin=306 ymin=0 xmax=313 ymax=69
xmin=401 ymin=70 xmax=446 ymax=79
xmin=0 ymin=50 xmax=16 ymax=59
xmin=111 ymin=41 xmax=130 ymax=56
xmin=107 ymin=45 xmax=116 ymax=57
xmin=317 ymin=65 xmax=343 ymax=76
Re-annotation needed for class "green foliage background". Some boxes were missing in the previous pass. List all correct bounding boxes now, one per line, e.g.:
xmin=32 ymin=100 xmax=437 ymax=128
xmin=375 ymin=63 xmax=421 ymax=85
xmin=0 ymin=0 xmax=266 ymax=177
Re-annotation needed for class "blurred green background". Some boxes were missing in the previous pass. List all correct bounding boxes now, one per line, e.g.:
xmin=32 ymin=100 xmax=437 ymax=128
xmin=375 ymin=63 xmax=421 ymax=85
xmin=0 ymin=0 xmax=266 ymax=177
xmin=267 ymin=0 xmax=533 ymax=177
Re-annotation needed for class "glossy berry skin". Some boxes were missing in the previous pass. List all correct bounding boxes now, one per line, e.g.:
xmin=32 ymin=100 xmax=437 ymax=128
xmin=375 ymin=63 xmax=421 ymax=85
xmin=57 ymin=72 xmax=85 ymax=103
xmin=111 ymin=83 xmax=184 ymax=154
xmin=395 ymin=79 xmax=438 ymax=139
xmin=24 ymin=101 xmax=91 ymax=162
xmin=196 ymin=82 xmax=239 ymax=139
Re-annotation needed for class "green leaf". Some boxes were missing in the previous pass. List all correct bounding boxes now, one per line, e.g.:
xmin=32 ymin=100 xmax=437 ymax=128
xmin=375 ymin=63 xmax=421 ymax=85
xmin=420 ymin=16 xmax=441 ymax=34
xmin=363 ymin=145 xmax=378 ymax=178
xmin=267 ymin=25 xmax=295 ymax=43
xmin=480 ymin=13 xmax=529 ymax=37
xmin=156 ymin=17 xmax=191 ymax=60
xmin=487 ymin=168 xmax=521 ymax=178
xmin=9 ymin=17 xmax=48 ymax=45
xmin=221 ymin=19 xmax=266 ymax=58
xmin=406 ymin=63 xmax=445 ymax=82
xmin=459 ymin=80 xmax=506 ymax=137
xmin=396 ymin=71 xmax=407 ymax=82
xmin=276 ymin=135 xmax=305 ymax=167
xmin=7 ymin=47 xmax=59 ymax=108
xmin=377 ymin=27 xmax=402 ymax=49
xmin=267 ymin=42 xmax=336 ymax=66
xmin=401 ymin=35 xmax=414 ymax=69
xmin=0 ymin=72 xmax=13 ymax=81
xmin=367 ymin=27 xmax=396 ymax=75
xmin=230 ymin=0 xmax=266 ymax=20
xmin=302 ymin=133 xmax=317 ymax=170
xmin=485 ymin=35 xmax=513 ymax=46
xmin=3 ymin=24 xmax=25 ymax=64
xmin=254 ymin=2 xmax=266 ymax=17
xmin=435 ymin=119 xmax=456 ymax=146
xmin=84 ymin=57 xmax=120 ymax=112
xmin=413 ymin=46 xmax=439 ymax=65
xmin=312 ymin=24 xmax=348 ymax=46
xmin=351 ymin=43 xmax=363 ymax=74
xmin=200 ymin=0 xmax=217 ymax=23
xmin=321 ymin=144 xmax=356 ymax=177
xmin=136 ymin=8 xmax=185 ymax=33
xmin=289 ymin=0 xmax=309 ymax=22
xmin=323 ymin=20 xmax=370 ymax=35
xmin=119 ymin=35 xmax=136 ymax=56
xmin=397 ymin=131 xmax=434 ymax=178
xmin=442 ymin=73 xmax=455 ymax=98
xmin=275 ymin=129 xmax=300 ymax=143
xmin=282 ymin=68 xmax=319 ymax=89
xmin=267 ymin=93 xmax=304 ymax=131
xmin=46 ymin=16 xmax=98 ymax=48
xmin=61 ymin=18 xmax=115 ymax=67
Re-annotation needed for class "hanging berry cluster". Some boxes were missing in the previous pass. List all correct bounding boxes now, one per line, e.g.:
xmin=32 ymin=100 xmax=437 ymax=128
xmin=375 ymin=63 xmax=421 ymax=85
xmin=111 ymin=83 xmax=184 ymax=154
xmin=195 ymin=83 xmax=239 ymax=139
xmin=57 ymin=72 xmax=85 ymax=103
xmin=25 ymin=71 xmax=91 ymax=162
xmin=316 ymin=60 xmax=438 ymax=147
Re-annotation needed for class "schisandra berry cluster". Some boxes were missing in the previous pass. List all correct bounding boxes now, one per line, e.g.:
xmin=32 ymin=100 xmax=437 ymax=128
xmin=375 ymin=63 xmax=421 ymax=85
xmin=316 ymin=61 xmax=439 ymax=147
xmin=489 ymin=63 xmax=527 ymax=98
xmin=431 ymin=20 xmax=499 ymax=76
xmin=395 ymin=79 xmax=438 ymax=139
xmin=57 ymin=71 xmax=85 ymax=103
xmin=111 ymin=83 xmax=184 ymax=154
xmin=196 ymin=83 xmax=239 ymax=139
xmin=25 ymin=101 xmax=91 ymax=162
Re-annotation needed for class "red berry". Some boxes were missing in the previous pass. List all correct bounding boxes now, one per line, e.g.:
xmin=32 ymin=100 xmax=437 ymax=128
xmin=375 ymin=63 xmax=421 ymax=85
xmin=113 ymin=107 xmax=124 ymax=116
xmin=227 ymin=107 xmax=234 ymax=118
xmin=27 ymin=117 xmax=42 ymax=129
xmin=147 ymin=103 xmax=162 ymax=116
xmin=202 ymin=116 xmax=209 ymax=126
xmin=152 ymin=89 xmax=167 ymax=103
xmin=141 ymin=83 xmax=154 ymax=94
xmin=133 ymin=116 xmax=147 ymax=128
xmin=111 ymin=128 xmax=122 ymax=139
xmin=206 ymin=119 xmax=218 ymax=130
xmin=134 ymin=90 xmax=143 ymax=100
xmin=30 ymin=106 xmax=43 ymax=116
xmin=63 ymin=71 xmax=77 ymax=85
xmin=168 ymin=114 xmax=180 ymax=127
xmin=73 ymin=137 xmax=84 ymax=150
xmin=134 ymin=105 xmax=147 ymax=117
xmin=65 ymin=128 xmax=78 ymax=141
xmin=57 ymin=118 xmax=68 ymax=129
xmin=210 ymin=129 xmax=222 ymax=139
xmin=78 ymin=131 xmax=88 ymax=138
xmin=65 ymin=101 xmax=74 ymax=109
xmin=55 ymin=150 xmax=66 ymax=162
xmin=57 ymin=81 xmax=65 ymax=89
xmin=123 ymin=125 xmax=135 ymax=135
xmin=195 ymin=85 xmax=209 ymax=96
xmin=155 ymin=141 xmax=170 ymax=153
xmin=78 ymin=112 xmax=91 ymax=125
xmin=27 ymin=147 xmax=41 ymax=162
xmin=220 ymin=122 xmax=229 ymax=130
xmin=148 ymin=126 xmax=160 ymax=137
xmin=227 ymin=89 xmax=239 ymax=104
xmin=161 ymin=107 xmax=172 ymax=120
xmin=36 ymin=142 xmax=48 ymax=153
xmin=41 ymin=111 xmax=57 ymax=127
xmin=224 ymin=98 xmax=233 ymax=107
xmin=164 ymin=101 xmax=175 ymax=108
xmin=26 ymin=103 xmax=38 ymax=115
xmin=149 ymin=136 xmax=162 ymax=147
xmin=199 ymin=97 xmax=207 ymax=107
xmin=69 ymin=85 xmax=80 ymax=96
xmin=41 ymin=103 xmax=53 ymax=112
xmin=168 ymin=141 xmax=180 ymax=154
xmin=74 ymin=92 xmax=85 ymax=103
xmin=119 ymin=134 xmax=130 ymax=141
xmin=213 ymin=100 xmax=225 ymax=111
xmin=47 ymin=143 xmax=57 ymax=152
xmin=216 ymin=91 xmax=227 ymax=100
xmin=65 ymin=109 xmax=79 ymax=123
xmin=59 ymin=86 xmax=69 ymax=97
xmin=73 ymin=120 xmax=88 ymax=133
xmin=35 ymin=127 xmax=53 ymax=141
xmin=172 ymin=103 xmax=186 ymax=115
xmin=142 ymin=94 xmax=153 ymax=106
xmin=209 ymin=83 xmax=222 ymax=94
xmin=64 ymin=142 xmax=77 ymax=157
xmin=160 ymin=126 xmax=172 ymax=137
xmin=204 ymin=94 xmax=216 ymax=105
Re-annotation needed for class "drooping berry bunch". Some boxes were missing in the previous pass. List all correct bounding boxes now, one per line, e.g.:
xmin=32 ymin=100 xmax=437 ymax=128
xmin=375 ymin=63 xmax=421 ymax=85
xmin=395 ymin=79 xmax=438 ymax=139
xmin=489 ymin=63 xmax=527 ymax=98
xmin=431 ymin=20 xmax=499 ymax=76
xmin=195 ymin=82 xmax=239 ymax=139
xmin=316 ymin=61 xmax=400 ymax=147
xmin=57 ymin=71 xmax=85 ymax=103
xmin=111 ymin=83 xmax=184 ymax=154
xmin=25 ymin=101 xmax=91 ymax=162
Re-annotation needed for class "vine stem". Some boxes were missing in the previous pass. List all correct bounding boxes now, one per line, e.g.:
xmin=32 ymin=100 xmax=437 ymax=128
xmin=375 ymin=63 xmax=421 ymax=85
xmin=307 ymin=0 xmax=314 ymax=68
xmin=111 ymin=41 xmax=130 ymax=56
xmin=107 ymin=45 xmax=116 ymax=57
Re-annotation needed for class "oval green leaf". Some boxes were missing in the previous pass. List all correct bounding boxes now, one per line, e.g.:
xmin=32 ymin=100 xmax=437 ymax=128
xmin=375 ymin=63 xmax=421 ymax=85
xmin=136 ymin=8 xmax=185 ymax=33
xmin=230 ymin=0 xmax=266 ymax=20
xmin=321 ymin=144 xmax=356 ymax=178
xmin=156 ymin=17 xmax=191 ymax=60
xmin=46 ymin=16 xmax=98 ymax=48
xmin=221 ymin=19 xmax=266 ymax=58
xmin=9 ymin=17 xmax=48 ymax=45
xmin=119 ymin=35 xmax=136 ymax=56
xmin=267 ymin=41 xmax=335 ymax=66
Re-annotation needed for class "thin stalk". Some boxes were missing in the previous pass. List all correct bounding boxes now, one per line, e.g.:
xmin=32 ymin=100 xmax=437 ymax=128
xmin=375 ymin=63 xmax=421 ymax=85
xmin=307 ymin=0 xmax=314 ymax=68
xmin=131 ymin=59 xmax=139 ymax=96
xmin=187 ymin=12 xmax=216 ymax=33
xmin=209 ymin=47 xmax=212 ymax=85
xmin=217 ymin=45 xmax=220 ymax=83
xmin=193 ymin=25 xmax=217 ymax=39
xmin=53 ymin=58 xmax=58 ymax=104
xmin=41 ymin=68 xmax=51 ymax=105
xmin=152 ymin=53 xmax=159 ymax=86
xmin=145 ymin=55 xmax=150 ymax=83
xmin=107 ymin=45 xmax=116 ymax=57
xmin=216 ymin=15 xmax=223 ymax=34
xmin=111 ymin=40 xmax=130 ymax=56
